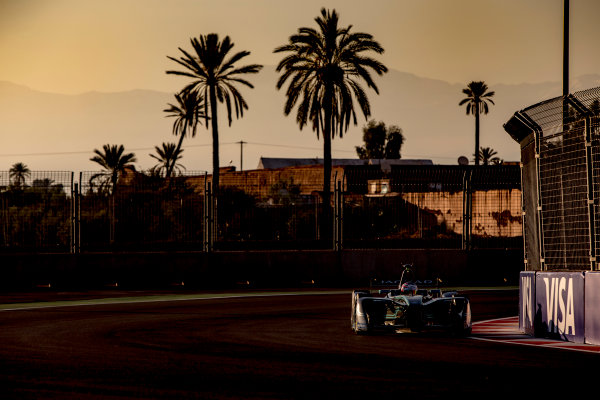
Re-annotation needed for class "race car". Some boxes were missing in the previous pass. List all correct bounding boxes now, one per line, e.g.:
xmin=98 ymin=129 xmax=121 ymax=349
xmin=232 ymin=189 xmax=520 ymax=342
xmin=350 ymin=284 xmax=472 ymax=336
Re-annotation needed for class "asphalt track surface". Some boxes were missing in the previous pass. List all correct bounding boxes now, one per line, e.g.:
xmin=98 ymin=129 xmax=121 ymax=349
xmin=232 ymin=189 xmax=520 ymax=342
xmin=0 ymin=289 xmax=599 ymax=399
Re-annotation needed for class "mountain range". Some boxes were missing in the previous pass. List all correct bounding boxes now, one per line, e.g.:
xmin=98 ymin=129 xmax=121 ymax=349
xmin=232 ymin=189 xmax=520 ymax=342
xmin=1 ymin=66 xmax=599 ymax=173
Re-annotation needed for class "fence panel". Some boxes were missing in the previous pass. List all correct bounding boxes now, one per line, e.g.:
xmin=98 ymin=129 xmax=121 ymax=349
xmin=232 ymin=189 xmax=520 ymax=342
xmin=342 ymin=165 xmax=521 ymax=249
xmin=79 ymin=171 xmax=205 ymax=251
xmin=470 ymin=166 xmax=523 ymax=249
xmin=592 ymin=115 xmax=600 ymax=270
xmin=538 ymin=127 xmax=589 ymax=269
xmin=0 ymin=171 xmax=73 ymax=252
xmin=0 ymin=166 xmax=522 ymax=252
xmin=215 ymin=173 xmax=323 ymax=249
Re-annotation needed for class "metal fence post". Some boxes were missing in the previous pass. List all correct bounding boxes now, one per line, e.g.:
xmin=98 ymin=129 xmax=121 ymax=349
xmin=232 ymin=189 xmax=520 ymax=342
xmin=203 ymin=177 xmax=213 ymax=252
xmin=109 ymin=193 xmax=115 ymax=245
xmin=213 ymin=192 xmax=217 ymax=251
xmin=333 ymin=177 xmax=343 ymax=251
xmin=533 ymin=123 xmax=546 ymax=271
xmin=341 ymin=175 xmax=345 ymax=250
xmin=71 ymin=181 xmax=81 ymax=254
xmin=314 ymin=195 xmax=320 ymax=241
xmin=71 ymin=178 xmax=75 ymax=254
xmin=333 ymin=173 xmax=337 ymax=250
xmin=513 ymin=111 xmax=546 ymax=271
xmin=519 ymin=162 xmax=528 ymax=270
xmin=462 ymin=170 xmax=472 ymax=250
xmin=584 ymin=113 xmax=597 ymax=270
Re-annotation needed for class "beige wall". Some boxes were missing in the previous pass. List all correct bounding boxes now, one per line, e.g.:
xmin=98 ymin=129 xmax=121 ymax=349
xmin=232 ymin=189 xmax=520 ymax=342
xmin=402 ymin=189 xmax=522 ymax=237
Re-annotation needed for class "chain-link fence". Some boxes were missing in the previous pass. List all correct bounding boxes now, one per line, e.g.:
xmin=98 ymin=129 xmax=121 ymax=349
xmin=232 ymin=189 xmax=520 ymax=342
xmin=0 ymin=171 xmax=73 ymax=252
xmin=504 ymin=86 xmax=600 ymax=271
xmin=216 ymin=169 xmax=324 ymax=249
xmin=342 ymin=165 xmax=521 ymax=249
xmin=77 ymin=171 xmax=205 ymax=251
xmin=0 ymin=165 xmax=522 ymax=252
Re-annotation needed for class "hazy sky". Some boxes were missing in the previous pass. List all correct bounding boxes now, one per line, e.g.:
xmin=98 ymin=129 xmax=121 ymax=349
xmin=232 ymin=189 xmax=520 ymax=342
xmin=1 ymin=0 xmax=600 ymax=172
xmin=2 ymin=0 xmax=599 ymax=94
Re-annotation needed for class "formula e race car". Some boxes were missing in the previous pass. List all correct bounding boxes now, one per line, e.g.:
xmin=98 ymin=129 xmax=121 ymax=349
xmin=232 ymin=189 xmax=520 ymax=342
xmin=351 ymin=284 xmax=472 ymax=335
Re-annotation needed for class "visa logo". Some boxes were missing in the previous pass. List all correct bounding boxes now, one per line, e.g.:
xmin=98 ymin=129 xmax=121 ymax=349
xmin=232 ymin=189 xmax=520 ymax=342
xmin=543 ymin=277 xmax=576 ymax=335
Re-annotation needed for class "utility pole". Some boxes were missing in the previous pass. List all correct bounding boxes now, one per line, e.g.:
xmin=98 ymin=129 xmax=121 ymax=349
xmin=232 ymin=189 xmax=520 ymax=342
xmin=237 ymin=140 xmax=246 ymax=171
xmin=562 ymin=0 xmax=570 ymax=134
xmin=564 ymin=0 xmax=569 ymax=98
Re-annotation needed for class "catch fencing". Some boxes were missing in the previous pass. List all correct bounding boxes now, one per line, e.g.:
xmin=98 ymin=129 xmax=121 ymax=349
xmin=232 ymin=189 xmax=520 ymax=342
xmin=0 ymin=165 xmax=522 ymax=253
xmin=505 ymin=86 xmax=600 ymax=271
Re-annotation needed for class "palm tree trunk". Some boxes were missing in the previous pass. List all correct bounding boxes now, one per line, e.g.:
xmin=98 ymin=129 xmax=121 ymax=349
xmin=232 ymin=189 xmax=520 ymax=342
xmin=168 ymin=128 xmax=186 ymax=178
xmin=209 ymin=83 xmax=219 ymax=245
xmin=474 ymin=103 xmax=480 ymax=165
xmin=209 ymin=84 xmax=220 ymax=195
xmin=110 ymin=171 xmax=118 ymax=245
xmin=321 ymin=86 xmax=333 ymax=243
xmin=323 ymin=129 xmax=332 ymax=243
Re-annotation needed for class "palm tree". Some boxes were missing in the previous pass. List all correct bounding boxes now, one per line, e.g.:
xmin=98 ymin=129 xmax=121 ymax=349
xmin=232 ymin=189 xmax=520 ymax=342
xmin=274 ymin=8 xmax=387 ymax=238
xmin=90 ymin=144 xmax=136 ymax=244
xmin=150 ymin=142 xmax=185 ymax=177
xmin=9 ymin=162 xmax=30 ymax=188
xmin=476 ymin=147 xmax=502 ymax=165
xmin=90 ymin=144 xmax=137 ymax=193
xmin=459 ymin=81 xmax=495 ymax=165
xmin=166 ymin=33 xmax=262 ymax=194
xmin=163 ymin=90 xmax=205 ymax=177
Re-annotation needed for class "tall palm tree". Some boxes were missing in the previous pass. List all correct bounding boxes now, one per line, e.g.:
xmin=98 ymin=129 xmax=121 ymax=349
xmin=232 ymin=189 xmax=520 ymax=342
xmin=166 ymin=33 xmax=262 ymax=193
xmin=476 ymin=146 xmax=502 ymax=165
xmin=9 ymin=162 xmax=30 ymax=188
xmin=90 ymin=144 xmax=137 ymax=193
xmin=274 ymin=8 xmax=387 ymax=238
xmin=163 ymin=90 xmax=205 ymax=177
xmin=150 ymin=142 xmax=185 ymax=177
xmin=459 ymin=81 xmax=495 ymax=165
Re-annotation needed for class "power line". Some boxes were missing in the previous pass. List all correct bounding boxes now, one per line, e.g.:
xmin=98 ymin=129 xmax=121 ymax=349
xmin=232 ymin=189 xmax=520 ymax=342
xmin=0 ymin=143 xmax=218 ymax=157
xmin=0 ymin=142 xmax=319 ymax=157
xmin=0 ymin=141 xmax=459 ymax=161
xmin=243 ymin=141 xmax=359 ymax=154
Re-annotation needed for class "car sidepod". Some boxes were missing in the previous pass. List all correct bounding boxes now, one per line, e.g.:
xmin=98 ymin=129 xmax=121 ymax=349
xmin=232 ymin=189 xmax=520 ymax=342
xmin=416 ymin=296 xmax=472 ymax=335
xmin=351 ymin=292 xmax=410 ymax=334
xmin=458 ymin=297 xmax=472 ymax=336
xmin=351 ymin=291 xmax=370 ymax=333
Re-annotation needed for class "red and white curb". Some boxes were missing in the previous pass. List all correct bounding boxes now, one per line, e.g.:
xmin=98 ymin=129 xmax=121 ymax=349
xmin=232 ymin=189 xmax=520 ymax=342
xmin=470 ymin=316 xmax=600 ymax=354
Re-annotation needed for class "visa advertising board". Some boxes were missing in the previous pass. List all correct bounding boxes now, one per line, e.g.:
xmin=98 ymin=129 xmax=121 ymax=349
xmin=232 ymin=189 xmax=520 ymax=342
xmin=520 ymin=271 xmax=600 ymax=344
xmin=535 ymin=272 xmax=585 ymax=343
xmin=584 ymin=272 xmax=600 ymax=345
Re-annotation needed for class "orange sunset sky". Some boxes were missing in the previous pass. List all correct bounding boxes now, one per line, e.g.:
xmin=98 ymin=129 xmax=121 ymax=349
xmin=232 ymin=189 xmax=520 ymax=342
xmin=1 ymin=0 xmax=599 ymax=172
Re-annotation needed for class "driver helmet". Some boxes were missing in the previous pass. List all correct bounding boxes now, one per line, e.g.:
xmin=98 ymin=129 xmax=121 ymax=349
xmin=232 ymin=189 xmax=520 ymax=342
xmin=400 ymin=282 xmax=418 ymax=295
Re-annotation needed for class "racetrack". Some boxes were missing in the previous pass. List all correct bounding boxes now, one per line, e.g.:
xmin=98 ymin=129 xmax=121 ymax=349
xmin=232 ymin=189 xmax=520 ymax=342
xmin=0 ymin=289 xmax=598 ymax=399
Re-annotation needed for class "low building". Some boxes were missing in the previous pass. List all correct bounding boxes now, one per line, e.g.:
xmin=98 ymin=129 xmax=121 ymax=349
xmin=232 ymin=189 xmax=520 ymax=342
xmin=186 ymin=158 xmax=434 ymax=199
xmin=257 ymin=157 xmax=433 ymax=170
